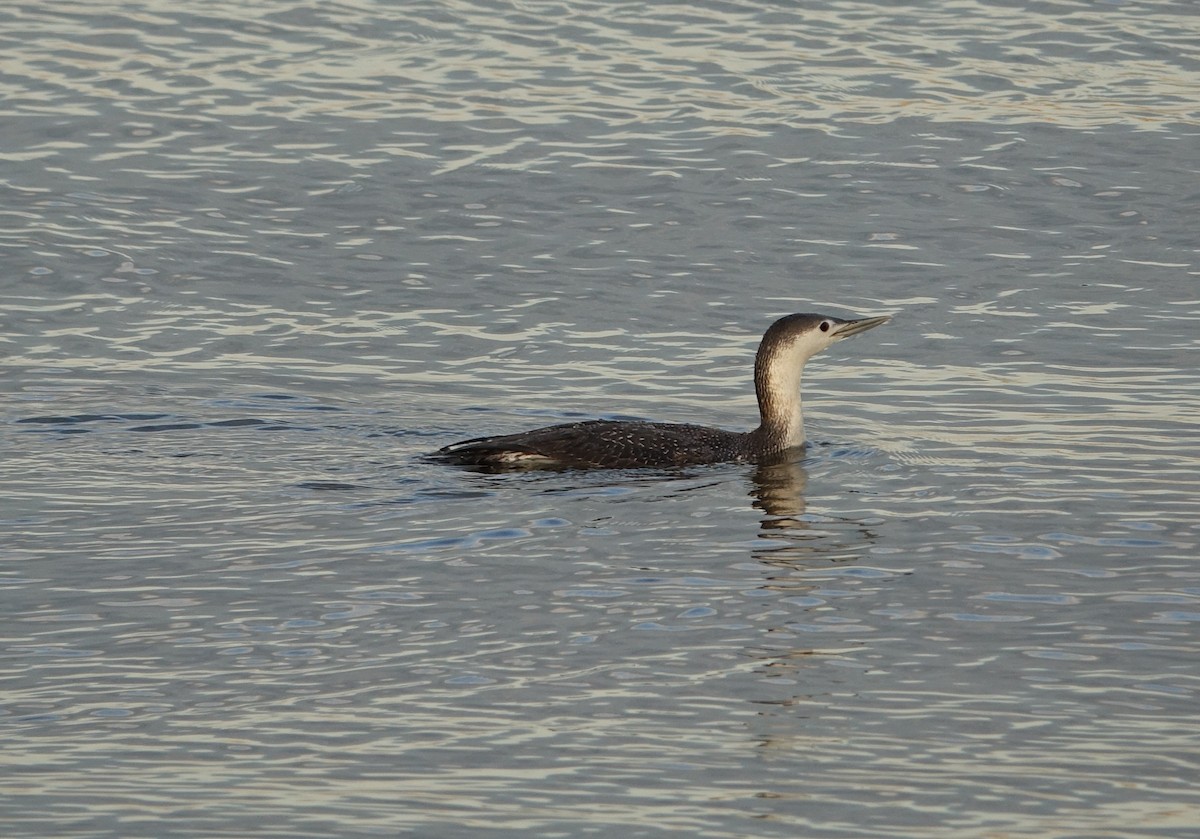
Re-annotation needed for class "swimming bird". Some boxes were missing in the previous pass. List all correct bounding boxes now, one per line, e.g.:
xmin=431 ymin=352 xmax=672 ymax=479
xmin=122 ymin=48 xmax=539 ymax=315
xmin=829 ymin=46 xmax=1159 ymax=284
xmin=436 ymin=311 xmax=889 ymax=470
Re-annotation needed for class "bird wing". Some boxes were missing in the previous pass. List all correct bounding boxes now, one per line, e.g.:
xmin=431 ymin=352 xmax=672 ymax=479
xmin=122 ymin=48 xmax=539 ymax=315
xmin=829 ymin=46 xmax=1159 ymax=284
xmin=437 ymin=420 xmax=747 ymax=469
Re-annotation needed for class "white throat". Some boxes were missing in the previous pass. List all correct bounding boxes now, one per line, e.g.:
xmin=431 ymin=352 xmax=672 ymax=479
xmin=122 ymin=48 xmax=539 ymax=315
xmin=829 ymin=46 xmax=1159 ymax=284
xmin=757 ymin=341 xmax=811 ymax=449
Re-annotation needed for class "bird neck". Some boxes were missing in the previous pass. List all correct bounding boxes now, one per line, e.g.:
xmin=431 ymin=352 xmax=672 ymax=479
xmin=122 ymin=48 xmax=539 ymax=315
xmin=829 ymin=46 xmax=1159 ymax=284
xmin=752 ymin=344 xmax=807 ymax=453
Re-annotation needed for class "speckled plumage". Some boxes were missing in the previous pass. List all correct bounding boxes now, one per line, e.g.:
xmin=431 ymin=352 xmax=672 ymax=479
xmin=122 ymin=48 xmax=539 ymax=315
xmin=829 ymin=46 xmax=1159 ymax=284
xmin=440 ymin=420 xmax=755 ymax=470
xmin=436 ymin=312 xmax=889 ymax=471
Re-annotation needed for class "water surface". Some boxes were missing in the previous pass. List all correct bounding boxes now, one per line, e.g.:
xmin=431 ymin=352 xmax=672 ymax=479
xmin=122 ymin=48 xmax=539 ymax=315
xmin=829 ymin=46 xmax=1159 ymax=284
xmin=3 ymin=1 xmax=1199 ymax=837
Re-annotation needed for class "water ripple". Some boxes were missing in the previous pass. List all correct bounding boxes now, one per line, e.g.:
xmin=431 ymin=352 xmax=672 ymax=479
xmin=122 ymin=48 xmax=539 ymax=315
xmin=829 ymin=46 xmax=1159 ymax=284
xmin=3 ymin=1 xmax=1200 ymax=837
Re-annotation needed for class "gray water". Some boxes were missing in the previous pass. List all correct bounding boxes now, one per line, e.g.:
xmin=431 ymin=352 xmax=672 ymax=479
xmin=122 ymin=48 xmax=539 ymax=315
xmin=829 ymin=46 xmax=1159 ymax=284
xmin=3 ymin=1 xmax=1200 ymax=836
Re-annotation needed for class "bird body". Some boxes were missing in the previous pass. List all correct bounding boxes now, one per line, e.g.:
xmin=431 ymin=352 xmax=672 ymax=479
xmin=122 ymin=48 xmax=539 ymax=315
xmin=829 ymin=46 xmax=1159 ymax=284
xmin=442 ymin=419 xmax=754 ymax=470
xmin=436 ymin=312 xmax=889 ymax=471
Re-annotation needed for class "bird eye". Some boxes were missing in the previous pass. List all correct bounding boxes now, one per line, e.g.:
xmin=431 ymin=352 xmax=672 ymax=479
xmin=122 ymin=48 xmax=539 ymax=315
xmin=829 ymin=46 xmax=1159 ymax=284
xmin=819 ymin=321 xmax=831 ymax=332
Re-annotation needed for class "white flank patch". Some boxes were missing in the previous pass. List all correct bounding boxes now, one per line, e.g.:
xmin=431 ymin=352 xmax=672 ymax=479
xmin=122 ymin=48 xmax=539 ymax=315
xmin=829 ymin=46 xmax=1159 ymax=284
xmin=493 ymin=451 xmax=559 ymax=467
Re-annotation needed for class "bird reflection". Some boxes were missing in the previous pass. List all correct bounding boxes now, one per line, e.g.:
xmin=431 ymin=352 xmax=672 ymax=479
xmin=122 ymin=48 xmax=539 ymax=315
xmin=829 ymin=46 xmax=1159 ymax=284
xmin=750 ymin=456 xmax=809 ymax=519
xmin=742 ymin=454 xmax=890 ymax=740
xmin=749 ymin=455 xmax=881 ymax=568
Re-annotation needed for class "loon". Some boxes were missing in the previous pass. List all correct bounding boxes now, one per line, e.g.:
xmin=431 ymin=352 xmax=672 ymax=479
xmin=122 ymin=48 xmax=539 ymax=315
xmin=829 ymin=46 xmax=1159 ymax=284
xmin=436 ymin=311 xmax=889 ymax=471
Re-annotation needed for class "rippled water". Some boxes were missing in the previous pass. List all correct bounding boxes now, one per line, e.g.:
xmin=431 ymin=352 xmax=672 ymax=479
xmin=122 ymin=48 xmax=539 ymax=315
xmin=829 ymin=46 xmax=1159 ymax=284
xmin=3 ymin=1 xmax=1200 ymax=836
